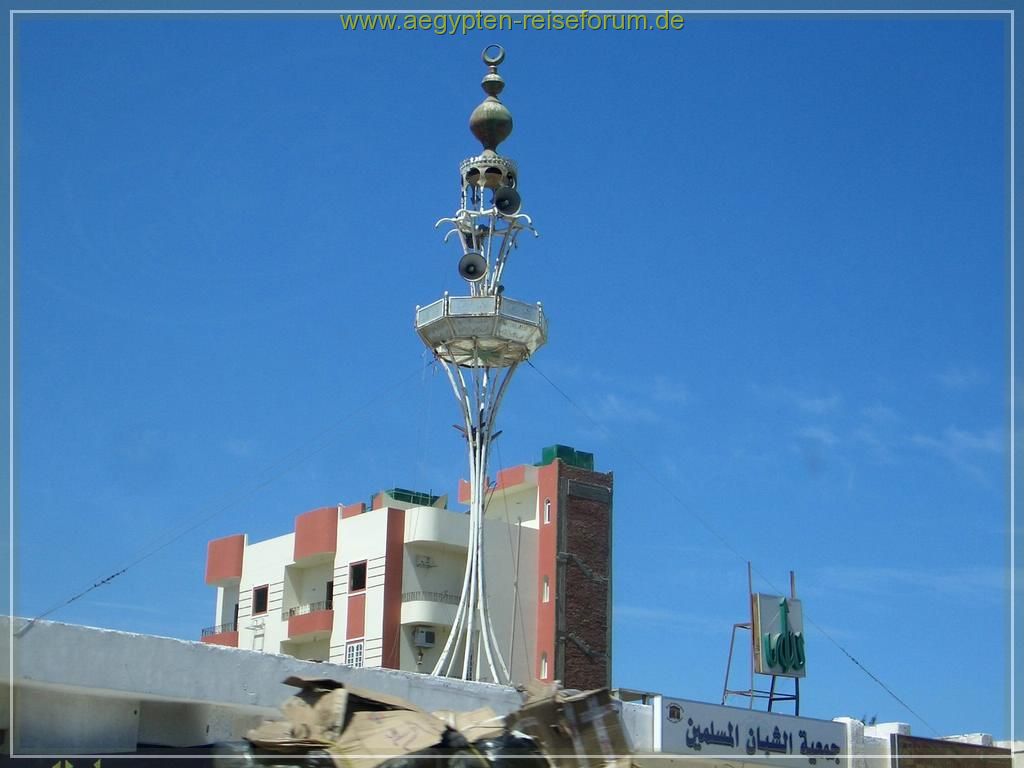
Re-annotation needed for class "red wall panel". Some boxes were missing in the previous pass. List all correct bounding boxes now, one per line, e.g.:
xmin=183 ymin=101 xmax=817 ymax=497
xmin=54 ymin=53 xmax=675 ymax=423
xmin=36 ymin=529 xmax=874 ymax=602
xmin=347 ymin=593 xmax=366 ymax=639
xmin=294 ymin=506 xmax=338 ymax=561
xmin=205 ymin=534 xmax=245 ymax=584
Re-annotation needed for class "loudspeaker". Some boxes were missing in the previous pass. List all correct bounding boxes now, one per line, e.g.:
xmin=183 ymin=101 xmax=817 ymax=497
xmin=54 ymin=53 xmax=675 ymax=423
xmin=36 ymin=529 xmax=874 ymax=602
xmin=494 ymin=186 xmax=521 ymax=215
xmin=458 ymin=251 xmax=488 ymax=282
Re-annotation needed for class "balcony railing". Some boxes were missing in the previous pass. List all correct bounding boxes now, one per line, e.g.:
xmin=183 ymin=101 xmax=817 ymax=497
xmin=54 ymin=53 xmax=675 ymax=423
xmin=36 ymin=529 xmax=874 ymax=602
xmin=282 ymin=600 xmax=330 ymax=619
xmin=201 ymin=621 xmax=237 ymax=638
xmin=401 ymin=590 xmax=461 ymax=605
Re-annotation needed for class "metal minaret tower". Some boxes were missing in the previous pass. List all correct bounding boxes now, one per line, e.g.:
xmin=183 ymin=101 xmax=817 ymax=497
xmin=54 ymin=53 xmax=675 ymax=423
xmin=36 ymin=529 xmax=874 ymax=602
xmin=414 ymin=45 xmax=547 ymax=684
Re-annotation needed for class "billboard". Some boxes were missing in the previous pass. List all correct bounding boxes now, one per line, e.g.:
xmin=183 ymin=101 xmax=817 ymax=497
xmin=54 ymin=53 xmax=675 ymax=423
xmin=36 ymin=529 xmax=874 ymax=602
xmin=661 ymin=696 xmax=845 ymax=766
xmin=752 ymin=593 xmax=806 ymax=677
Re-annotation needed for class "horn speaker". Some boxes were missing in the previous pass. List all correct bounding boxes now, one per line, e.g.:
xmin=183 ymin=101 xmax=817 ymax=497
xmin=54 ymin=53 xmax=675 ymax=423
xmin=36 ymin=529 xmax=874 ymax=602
xmin=494 ymin=186 xmax=521 ymax=215
xmin=458 ymin=251 xmax=488 ymax=282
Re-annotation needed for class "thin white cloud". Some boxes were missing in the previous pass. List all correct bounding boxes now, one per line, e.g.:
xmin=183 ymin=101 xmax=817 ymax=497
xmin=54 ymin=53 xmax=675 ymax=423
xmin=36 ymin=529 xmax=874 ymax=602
xmin=615 ymin=604 xmax=727 ymax=635
xmin=808 ymin=564 xmax=1007 ymax=603
xmin=909 ymin=428 xmax=1003 ymax=487
xmin=547 ymin=367 xmax=688 ymax=426
xmin=936 ymin=366 xmax=982 ymax=392
xmin=651 ymin=375 xmax=689 ymax=405
xmin=853 ymin=426 xmax=897 ymax=464
xmin=911 ymin=426 xmax=1003 ymax=478
xmin=795 ymin=394 xmax=842 ymax=415
xmin=590 ymin=393 xmax=659 ymax=424
xmin=797 ymin=426 xmax=839 ymax=447
xmin=749 ymin=384 xmax=842 ymax=415
xmin=850 ymin=404 xmax=901 ymax=463
xmin=224 ymin=438 xmax=258 ymax=457
xmin=861 ymin=404 xmax=899 ymax=423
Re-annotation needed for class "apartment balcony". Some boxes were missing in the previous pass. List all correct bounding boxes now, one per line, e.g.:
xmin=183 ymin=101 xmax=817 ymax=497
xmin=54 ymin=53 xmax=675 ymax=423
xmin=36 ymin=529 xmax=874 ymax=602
xmin=403 ymin=506 xmax=469 ymax=551
xmin=284 ymin=601 xmax=334 ymax=640
xmin=400 ymin=590 xmax=460 ymax=627
xmin=200 ymin=621 xmax=238 ymax=647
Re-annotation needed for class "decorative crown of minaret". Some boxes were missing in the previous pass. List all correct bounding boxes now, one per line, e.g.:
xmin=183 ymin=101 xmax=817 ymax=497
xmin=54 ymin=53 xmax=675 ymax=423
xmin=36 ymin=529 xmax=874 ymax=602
xmin=469 ymin=45 xmax=513 ymax=151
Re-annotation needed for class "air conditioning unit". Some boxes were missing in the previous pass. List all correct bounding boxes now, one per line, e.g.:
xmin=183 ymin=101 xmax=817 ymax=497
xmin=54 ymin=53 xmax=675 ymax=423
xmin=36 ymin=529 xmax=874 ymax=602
xmin=413 ymin=626 xmax=436 ymax=648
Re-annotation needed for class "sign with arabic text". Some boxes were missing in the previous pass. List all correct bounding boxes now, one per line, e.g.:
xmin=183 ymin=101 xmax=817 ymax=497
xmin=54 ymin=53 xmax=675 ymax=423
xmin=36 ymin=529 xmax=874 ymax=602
xmin=752 ymin=594 xmax=806 ymax=677
xmin=661 ymin=697 xmax=845 ymax=767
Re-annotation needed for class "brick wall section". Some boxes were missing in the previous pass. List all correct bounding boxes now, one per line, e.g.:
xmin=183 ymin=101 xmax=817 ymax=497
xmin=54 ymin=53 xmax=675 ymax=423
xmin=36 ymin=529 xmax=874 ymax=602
xmin=556 ymin=463 xmax=613 ymax=691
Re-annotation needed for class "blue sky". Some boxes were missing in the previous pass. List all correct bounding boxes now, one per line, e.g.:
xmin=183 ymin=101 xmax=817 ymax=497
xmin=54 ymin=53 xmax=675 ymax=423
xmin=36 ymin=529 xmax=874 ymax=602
xmin=5 ymin=6 xmax=1017 ymax=743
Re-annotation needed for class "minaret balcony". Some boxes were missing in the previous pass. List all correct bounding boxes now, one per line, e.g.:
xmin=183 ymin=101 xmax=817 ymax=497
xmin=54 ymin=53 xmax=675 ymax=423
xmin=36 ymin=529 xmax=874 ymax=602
xmin=415 ymin=295 xmax=547 ymax=367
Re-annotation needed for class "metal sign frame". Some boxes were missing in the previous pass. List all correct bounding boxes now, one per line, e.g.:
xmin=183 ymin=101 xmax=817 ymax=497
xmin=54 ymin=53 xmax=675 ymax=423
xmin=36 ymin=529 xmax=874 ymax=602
xmin=721 ymin=563 xmax=801 ymax=714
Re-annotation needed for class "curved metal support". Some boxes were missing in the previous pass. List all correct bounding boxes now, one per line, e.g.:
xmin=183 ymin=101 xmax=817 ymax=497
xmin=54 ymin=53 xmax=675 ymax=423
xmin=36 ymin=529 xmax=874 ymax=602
xmin=430 ymin=353 xmax=518 ymax=684
xmin=438 ymin=199 xmax=536 ymax=299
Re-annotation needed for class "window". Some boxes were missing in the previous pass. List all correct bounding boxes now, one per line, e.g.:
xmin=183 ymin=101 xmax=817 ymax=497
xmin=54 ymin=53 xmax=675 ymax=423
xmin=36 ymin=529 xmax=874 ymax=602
xmin=252 ymin=585 xmax=269 ymax=615
xmin=540 ymin=652 xmax=548 ymax=680
xmin=542 ymin=576 xmax=550 ymax=603
xmin=349 ymin=562 xmax=367 ymax=592
xmin=345 ymin=640 xmax=364 ymax=668
xmin=543 ymin=499 xmax=551 ymax=525
xmin=325 ymin=581 xmax=334 ymax=610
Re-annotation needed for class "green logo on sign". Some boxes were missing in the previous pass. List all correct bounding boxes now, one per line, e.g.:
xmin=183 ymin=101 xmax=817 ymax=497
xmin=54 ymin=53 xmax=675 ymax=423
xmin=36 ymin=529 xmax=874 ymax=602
xmin=762 ymin=598 xmax=805 ymax=673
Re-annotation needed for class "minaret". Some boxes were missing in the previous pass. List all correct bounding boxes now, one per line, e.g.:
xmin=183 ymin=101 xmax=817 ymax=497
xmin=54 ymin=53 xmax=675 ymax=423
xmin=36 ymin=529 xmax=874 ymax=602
xmin=414 ymin=45 xmax=547 ymax=684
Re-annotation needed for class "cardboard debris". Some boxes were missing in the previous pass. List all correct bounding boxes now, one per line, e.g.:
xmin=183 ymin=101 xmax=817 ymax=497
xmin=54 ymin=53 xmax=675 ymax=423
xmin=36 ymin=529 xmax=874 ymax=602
xmin=329 ymin=709 xmax=450 ymax=768
xmin=245 ymin=677 xmax=633 ymax=768
xmin=284 ymin=676 xmax=421 ymax=712
xmin=247 ymin=676 xmax=422 ymax=752
xmin=506 ymin=688 xmax=631 ymax=768
xmin=431 ymin=706 xmax=504 ymax=742
xmin=521 ymin=679 xmax=561 ymax=704
xmin=245 ymin=717 xmax=330 ymax=751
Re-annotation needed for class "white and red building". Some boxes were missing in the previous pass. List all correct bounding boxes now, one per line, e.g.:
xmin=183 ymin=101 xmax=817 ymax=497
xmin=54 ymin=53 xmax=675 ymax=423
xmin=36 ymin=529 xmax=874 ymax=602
xmin=202 ymin=445 xmax=613 ymax=689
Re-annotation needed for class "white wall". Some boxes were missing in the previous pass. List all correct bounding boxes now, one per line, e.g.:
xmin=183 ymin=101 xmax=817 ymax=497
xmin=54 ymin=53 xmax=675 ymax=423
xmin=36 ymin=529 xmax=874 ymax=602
xmin=5 ymin=617 xmax=526 ymax=755
xmin=405 ymin=504 xmax=470 ymax=548
xmin=239 ymin=532 xmax=295 ymax=653
xmin=285 ymin=561 xmax=333 ymax=610
xmin=282 ymin=636 xmax=331 ymax=662
xmin=403 ymin=544 xmax=466 ymax=596
xmin=834 ymin=716 xmax=890 ymax=768
xmin=215 ymin=582 xmax=240 ymax=628
xmin=497 ymin=517 xmax=537 ymax=684
xmin=137 ymin=701 xmax=264 ymax=747
xmin=333 ymin=508 xmax=392 ymax=666
xmin=14 ymin=687 xmax=141 ymax=754
xmin=484 ymin=482 xmax=540 ymax=527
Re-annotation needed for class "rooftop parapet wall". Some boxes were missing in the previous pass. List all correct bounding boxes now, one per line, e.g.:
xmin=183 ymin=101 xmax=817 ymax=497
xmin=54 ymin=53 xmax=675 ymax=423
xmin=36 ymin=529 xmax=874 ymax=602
xmin=342 ymin=501 xmax=367 ymax=519
xmin=5 ymin=617 xmax=524 ymax=716
xmin=458 ymin=464 xmax=538 ymax=504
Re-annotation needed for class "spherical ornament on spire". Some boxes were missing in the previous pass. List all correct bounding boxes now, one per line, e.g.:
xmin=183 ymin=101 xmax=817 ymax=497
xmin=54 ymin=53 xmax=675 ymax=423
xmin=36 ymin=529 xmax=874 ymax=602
xmin=469 ymin=101 xmax=512 ymax=151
